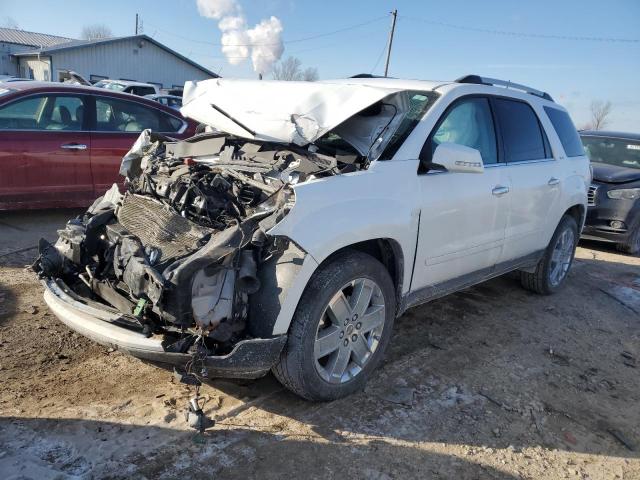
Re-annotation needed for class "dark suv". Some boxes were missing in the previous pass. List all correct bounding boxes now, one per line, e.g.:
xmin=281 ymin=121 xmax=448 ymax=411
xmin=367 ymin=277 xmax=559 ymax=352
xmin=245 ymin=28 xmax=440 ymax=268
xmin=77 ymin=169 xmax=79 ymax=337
xmin=581 ymin=131 xmax=640 ymax=254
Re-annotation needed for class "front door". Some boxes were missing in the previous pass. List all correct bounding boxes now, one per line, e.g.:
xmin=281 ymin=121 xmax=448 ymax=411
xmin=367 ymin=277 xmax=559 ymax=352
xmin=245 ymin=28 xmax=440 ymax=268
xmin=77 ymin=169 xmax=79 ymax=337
xmin=411 ymin=96 xmax=509 ymax=291
xmin=0 ymin=93 xmax=93 ymax=209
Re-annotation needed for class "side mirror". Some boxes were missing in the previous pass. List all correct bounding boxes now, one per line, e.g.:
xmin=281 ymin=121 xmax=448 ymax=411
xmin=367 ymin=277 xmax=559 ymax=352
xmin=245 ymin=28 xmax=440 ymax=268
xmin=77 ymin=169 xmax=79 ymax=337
xmin=431 ymin=142 xmax=484 ymax=174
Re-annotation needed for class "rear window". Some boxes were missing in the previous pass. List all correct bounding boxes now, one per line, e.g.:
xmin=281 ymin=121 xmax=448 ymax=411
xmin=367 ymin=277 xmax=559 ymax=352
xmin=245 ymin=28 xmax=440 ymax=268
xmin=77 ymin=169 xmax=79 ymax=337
xmin=95 ymin=96 xmax=183 ymax=133
xmin=544 ymin=107 xmax=584 ymax=157
xmin=493 ymin=98 xmax=547 ymax=162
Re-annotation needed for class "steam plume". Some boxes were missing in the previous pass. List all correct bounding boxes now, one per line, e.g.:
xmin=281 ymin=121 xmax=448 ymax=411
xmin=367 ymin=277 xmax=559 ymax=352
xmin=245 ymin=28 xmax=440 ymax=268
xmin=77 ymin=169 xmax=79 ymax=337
xmin=196 ymin=0 xmax=284 ymax=74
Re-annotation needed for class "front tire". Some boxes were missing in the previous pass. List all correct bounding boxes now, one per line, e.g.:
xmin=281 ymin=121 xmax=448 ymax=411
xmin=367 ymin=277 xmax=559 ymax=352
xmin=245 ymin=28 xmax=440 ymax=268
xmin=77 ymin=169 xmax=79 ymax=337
xmin=616 ymin=223 xmax=640 ymax=255
xmin=273 ymin=250 xmax=396 ymax=401
xmin=520 ymin=215 xmax=578 ymax=295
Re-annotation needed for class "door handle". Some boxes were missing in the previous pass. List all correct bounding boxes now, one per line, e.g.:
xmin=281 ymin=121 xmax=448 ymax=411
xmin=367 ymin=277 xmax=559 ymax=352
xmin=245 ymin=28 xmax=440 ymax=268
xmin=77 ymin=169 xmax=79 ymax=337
xmin=548 ymin=177 xmax=560 ymax=186
xmin=492 ymin=185 xmax=510 ymax=196
xmin=61 ymin=143 xmax=87 ymax=150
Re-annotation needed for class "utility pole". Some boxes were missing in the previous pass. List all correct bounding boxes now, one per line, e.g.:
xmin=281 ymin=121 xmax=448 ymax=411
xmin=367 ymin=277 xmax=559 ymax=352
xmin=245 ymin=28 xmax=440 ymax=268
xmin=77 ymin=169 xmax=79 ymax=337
xmin=384 ymin=9 xmax=397 ymax=78
xmin=135 ymin=13 xmax=139 ymax=35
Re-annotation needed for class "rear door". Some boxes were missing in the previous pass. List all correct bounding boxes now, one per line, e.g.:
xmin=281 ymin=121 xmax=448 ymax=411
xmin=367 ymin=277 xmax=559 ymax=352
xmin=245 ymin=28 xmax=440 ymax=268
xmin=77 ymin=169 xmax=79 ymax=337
xmin=0 ymin=92 xmax=93 ymax=209
xmin=491 ymin=97 xmax=560 ymax=262
xmin=88 ymin=95 xmax=187 ymax=195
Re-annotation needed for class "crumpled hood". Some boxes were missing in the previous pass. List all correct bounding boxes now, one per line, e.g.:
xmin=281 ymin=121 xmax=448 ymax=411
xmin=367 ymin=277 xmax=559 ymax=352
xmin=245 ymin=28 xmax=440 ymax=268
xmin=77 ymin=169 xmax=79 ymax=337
xmin=592 ymin=162 xmax=640 ymax=184
xmin=180 ymin=78 xmax=403 ymax=146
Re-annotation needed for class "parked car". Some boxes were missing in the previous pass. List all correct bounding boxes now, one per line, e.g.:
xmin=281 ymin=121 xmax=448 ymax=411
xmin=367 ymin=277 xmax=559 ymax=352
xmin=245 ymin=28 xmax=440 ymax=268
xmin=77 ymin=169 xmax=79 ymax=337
xmin=0 ymin=75 xmax=33 ymax=82
xmin=581 ymin=130 xmax=640 ymax=254
xmin=0 ymin=81 xmax=197 ymax=210
xmin=35 ymin=76 xmax=589 ymax=401
xmin=164 ymin=87 xmax=184 ymax=97
xmin=58 ymin=70 xmax=91 ymax=86
xmin=144 ymin=93 xmax=182 ymax=110
xmin=93 ymin=79 xmax=160 ymax=97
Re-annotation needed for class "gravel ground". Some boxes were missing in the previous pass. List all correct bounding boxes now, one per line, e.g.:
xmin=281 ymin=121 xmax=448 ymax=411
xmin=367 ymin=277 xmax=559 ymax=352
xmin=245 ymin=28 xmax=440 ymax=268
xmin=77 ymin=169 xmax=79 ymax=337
xmin=0 ymin=209 xmax=639 ymax=479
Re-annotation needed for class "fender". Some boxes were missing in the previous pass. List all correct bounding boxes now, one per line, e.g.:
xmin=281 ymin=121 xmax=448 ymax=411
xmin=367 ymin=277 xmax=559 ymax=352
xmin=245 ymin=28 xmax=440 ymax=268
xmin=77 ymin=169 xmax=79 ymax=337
xmin=266 ymin=159 xmax=421 ymax=335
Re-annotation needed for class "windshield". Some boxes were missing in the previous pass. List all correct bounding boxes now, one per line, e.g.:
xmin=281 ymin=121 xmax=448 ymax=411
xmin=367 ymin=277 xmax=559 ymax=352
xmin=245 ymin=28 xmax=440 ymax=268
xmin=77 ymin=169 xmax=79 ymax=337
xmin=379 ymin=91 xmax=439 ymax=159
xmin=95 ymin=81 xmax=126 ymax=92
xmin=582 ymin=136 xmax=640 ymax=170
xmin=330 ymin=90 xmax=439 ymax=160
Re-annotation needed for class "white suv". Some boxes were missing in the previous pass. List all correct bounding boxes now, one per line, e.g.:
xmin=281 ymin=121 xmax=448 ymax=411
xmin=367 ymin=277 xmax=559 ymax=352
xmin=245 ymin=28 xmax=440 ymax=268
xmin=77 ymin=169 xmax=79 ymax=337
xmin=37 ymin=75 xmax=590 ymax=401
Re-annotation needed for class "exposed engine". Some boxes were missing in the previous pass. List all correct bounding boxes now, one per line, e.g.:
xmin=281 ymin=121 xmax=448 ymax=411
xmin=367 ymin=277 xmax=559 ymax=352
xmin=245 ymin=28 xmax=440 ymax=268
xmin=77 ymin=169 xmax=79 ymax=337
xmin=34 ymin=130 xmax=364 ymax=354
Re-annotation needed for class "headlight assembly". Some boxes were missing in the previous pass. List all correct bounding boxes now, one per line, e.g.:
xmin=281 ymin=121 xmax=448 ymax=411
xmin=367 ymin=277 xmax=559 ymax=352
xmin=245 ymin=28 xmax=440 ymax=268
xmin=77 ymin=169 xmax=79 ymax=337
xmin=607 ymin=188 xmax=640 ymax=200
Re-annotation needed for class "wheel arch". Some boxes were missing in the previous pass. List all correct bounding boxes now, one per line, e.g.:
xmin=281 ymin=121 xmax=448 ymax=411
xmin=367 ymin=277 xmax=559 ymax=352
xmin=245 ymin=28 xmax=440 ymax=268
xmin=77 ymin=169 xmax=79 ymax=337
xmin=262 ymin=237 xmax=405 ymax=337
xmin=564 ymin=203 xmax=586 ymax=231
xmin=323 ymin=238 xmax=405 ymax=311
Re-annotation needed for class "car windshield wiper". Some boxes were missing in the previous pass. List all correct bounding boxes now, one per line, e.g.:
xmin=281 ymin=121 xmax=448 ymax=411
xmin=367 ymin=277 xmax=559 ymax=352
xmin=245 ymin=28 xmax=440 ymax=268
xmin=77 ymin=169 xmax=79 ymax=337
xmin=210 ymin=103 xmax=256 ymax=137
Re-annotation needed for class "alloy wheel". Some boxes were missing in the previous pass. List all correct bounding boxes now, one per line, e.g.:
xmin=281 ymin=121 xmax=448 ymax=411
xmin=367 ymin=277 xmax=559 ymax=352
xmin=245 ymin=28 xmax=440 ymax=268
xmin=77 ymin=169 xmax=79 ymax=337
xmin=313 ymin=278 xmax=386 ymax=384
xmin=549 ymin=228 xmax=575 ymax=287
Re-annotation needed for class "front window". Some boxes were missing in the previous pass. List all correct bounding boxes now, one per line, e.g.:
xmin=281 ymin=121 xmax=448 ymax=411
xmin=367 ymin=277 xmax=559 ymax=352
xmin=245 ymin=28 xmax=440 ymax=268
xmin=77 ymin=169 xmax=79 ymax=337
xmin=421 ymin=97 xmax=498 ymax=165
xmin=0 ymin=94 xmax=85 ymax=130
xmin=582 ymin=136 xmax=640 ymax=170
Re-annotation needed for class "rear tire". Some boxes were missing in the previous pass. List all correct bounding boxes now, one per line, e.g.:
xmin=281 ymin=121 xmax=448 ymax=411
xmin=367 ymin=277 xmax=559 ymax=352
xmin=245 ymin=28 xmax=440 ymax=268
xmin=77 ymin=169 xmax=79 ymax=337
xmin=615 ymin=224 xmax=640 ymax=255
xmin=520 ymin=215 xmax=578 ymax=295
xmin=273 ymin=250 xmax=396 ymax=401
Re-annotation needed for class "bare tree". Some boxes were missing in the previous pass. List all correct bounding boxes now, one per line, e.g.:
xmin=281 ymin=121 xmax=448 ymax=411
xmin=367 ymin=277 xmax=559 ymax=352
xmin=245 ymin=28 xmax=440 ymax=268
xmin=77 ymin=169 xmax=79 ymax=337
xmin=272 ymin=57 xmax=302 ymax=81
xmin=302 ymin=67 xmax=319 ymax=82
xmin=271 ymin=56 xmax=319 ymax=81
xmin=3 ymin=17 xmax=20 ymax=29
xmin=80 ymin=24 xmax=112 ymax=41
xmin=585 ymin=100 xmax=613 ymax=130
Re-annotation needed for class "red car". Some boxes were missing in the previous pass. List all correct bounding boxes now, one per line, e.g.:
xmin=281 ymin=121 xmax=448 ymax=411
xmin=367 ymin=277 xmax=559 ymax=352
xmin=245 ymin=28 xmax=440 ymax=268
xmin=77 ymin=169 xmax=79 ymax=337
xmin=0 ymin=82 xmax=198 ymax=210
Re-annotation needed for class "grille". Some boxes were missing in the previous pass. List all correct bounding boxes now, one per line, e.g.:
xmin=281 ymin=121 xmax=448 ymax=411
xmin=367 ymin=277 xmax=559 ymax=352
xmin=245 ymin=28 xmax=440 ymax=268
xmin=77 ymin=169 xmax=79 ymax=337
xmin=117 ymin=194 xmax=212 ymax=262
xmin=587 ymin=185 xmax=598 ymax=207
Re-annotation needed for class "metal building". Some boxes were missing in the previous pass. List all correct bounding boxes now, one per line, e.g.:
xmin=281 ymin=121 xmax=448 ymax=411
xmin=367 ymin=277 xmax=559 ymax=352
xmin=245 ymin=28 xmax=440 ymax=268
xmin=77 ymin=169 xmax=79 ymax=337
xmin=1 ymin=28 xmax=217 ymax=88
xmin=0 ymin=27 xmax=72 ymax=77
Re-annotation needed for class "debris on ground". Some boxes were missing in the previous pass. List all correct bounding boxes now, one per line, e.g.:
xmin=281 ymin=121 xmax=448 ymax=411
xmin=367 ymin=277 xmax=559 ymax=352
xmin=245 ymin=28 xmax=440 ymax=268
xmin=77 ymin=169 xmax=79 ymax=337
xmin=1 ymin=220 xmax=639 ymax=478
xmin=379 ymin=386 xmax=415 ymax=406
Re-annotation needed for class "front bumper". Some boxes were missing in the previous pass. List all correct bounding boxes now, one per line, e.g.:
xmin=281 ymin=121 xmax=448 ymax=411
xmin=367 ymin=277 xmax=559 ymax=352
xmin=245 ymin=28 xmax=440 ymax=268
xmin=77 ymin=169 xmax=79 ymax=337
xmin=43 ymin=279 xmax=287 ymax=379
xmin=582 ymin=183 xmax=639 ymax=243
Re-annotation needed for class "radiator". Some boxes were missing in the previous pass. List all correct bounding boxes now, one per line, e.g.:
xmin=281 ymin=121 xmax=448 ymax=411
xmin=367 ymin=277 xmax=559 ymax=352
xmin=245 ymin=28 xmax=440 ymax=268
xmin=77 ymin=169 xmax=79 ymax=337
xmin=116 ymin=194 xmax=211 ymax=263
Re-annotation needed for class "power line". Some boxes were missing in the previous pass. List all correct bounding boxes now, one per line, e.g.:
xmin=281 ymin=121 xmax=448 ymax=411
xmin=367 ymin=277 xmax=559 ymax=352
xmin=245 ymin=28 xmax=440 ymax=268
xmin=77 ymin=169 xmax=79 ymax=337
xmin=144 ymin=15 xmax=389 ymax=48
xmin=370 ymin=34 xmax=389 ymax=74
xmin=399 ymin=15 xmax=639 ymax=43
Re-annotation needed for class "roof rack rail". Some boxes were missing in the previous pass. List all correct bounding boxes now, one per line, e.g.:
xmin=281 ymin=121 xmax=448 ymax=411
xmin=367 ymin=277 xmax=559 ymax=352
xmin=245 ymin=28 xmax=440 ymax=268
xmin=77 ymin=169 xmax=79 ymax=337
xmin=350 ymin=73 xmax=388 ymax=78
xmin=455 ymin=75 xmax=554 ymax=102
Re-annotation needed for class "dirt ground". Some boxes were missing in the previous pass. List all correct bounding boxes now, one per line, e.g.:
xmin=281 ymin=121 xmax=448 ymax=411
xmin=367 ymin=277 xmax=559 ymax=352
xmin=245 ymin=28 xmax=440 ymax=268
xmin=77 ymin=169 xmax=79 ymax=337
xmin=1 ymin=209 xmax=639 ymax=480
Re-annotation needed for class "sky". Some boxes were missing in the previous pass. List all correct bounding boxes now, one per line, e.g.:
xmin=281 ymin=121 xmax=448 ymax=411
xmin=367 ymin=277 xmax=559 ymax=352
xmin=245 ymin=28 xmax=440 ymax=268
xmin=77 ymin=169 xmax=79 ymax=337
xmin=2 ymin=0 xmax=639 ymax=130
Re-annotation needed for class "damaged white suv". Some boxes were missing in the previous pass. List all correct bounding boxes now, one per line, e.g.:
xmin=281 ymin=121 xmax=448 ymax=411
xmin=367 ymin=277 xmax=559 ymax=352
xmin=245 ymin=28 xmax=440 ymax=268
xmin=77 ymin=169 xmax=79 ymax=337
xmin=36 ymin=75 xmax=590 ymax=401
